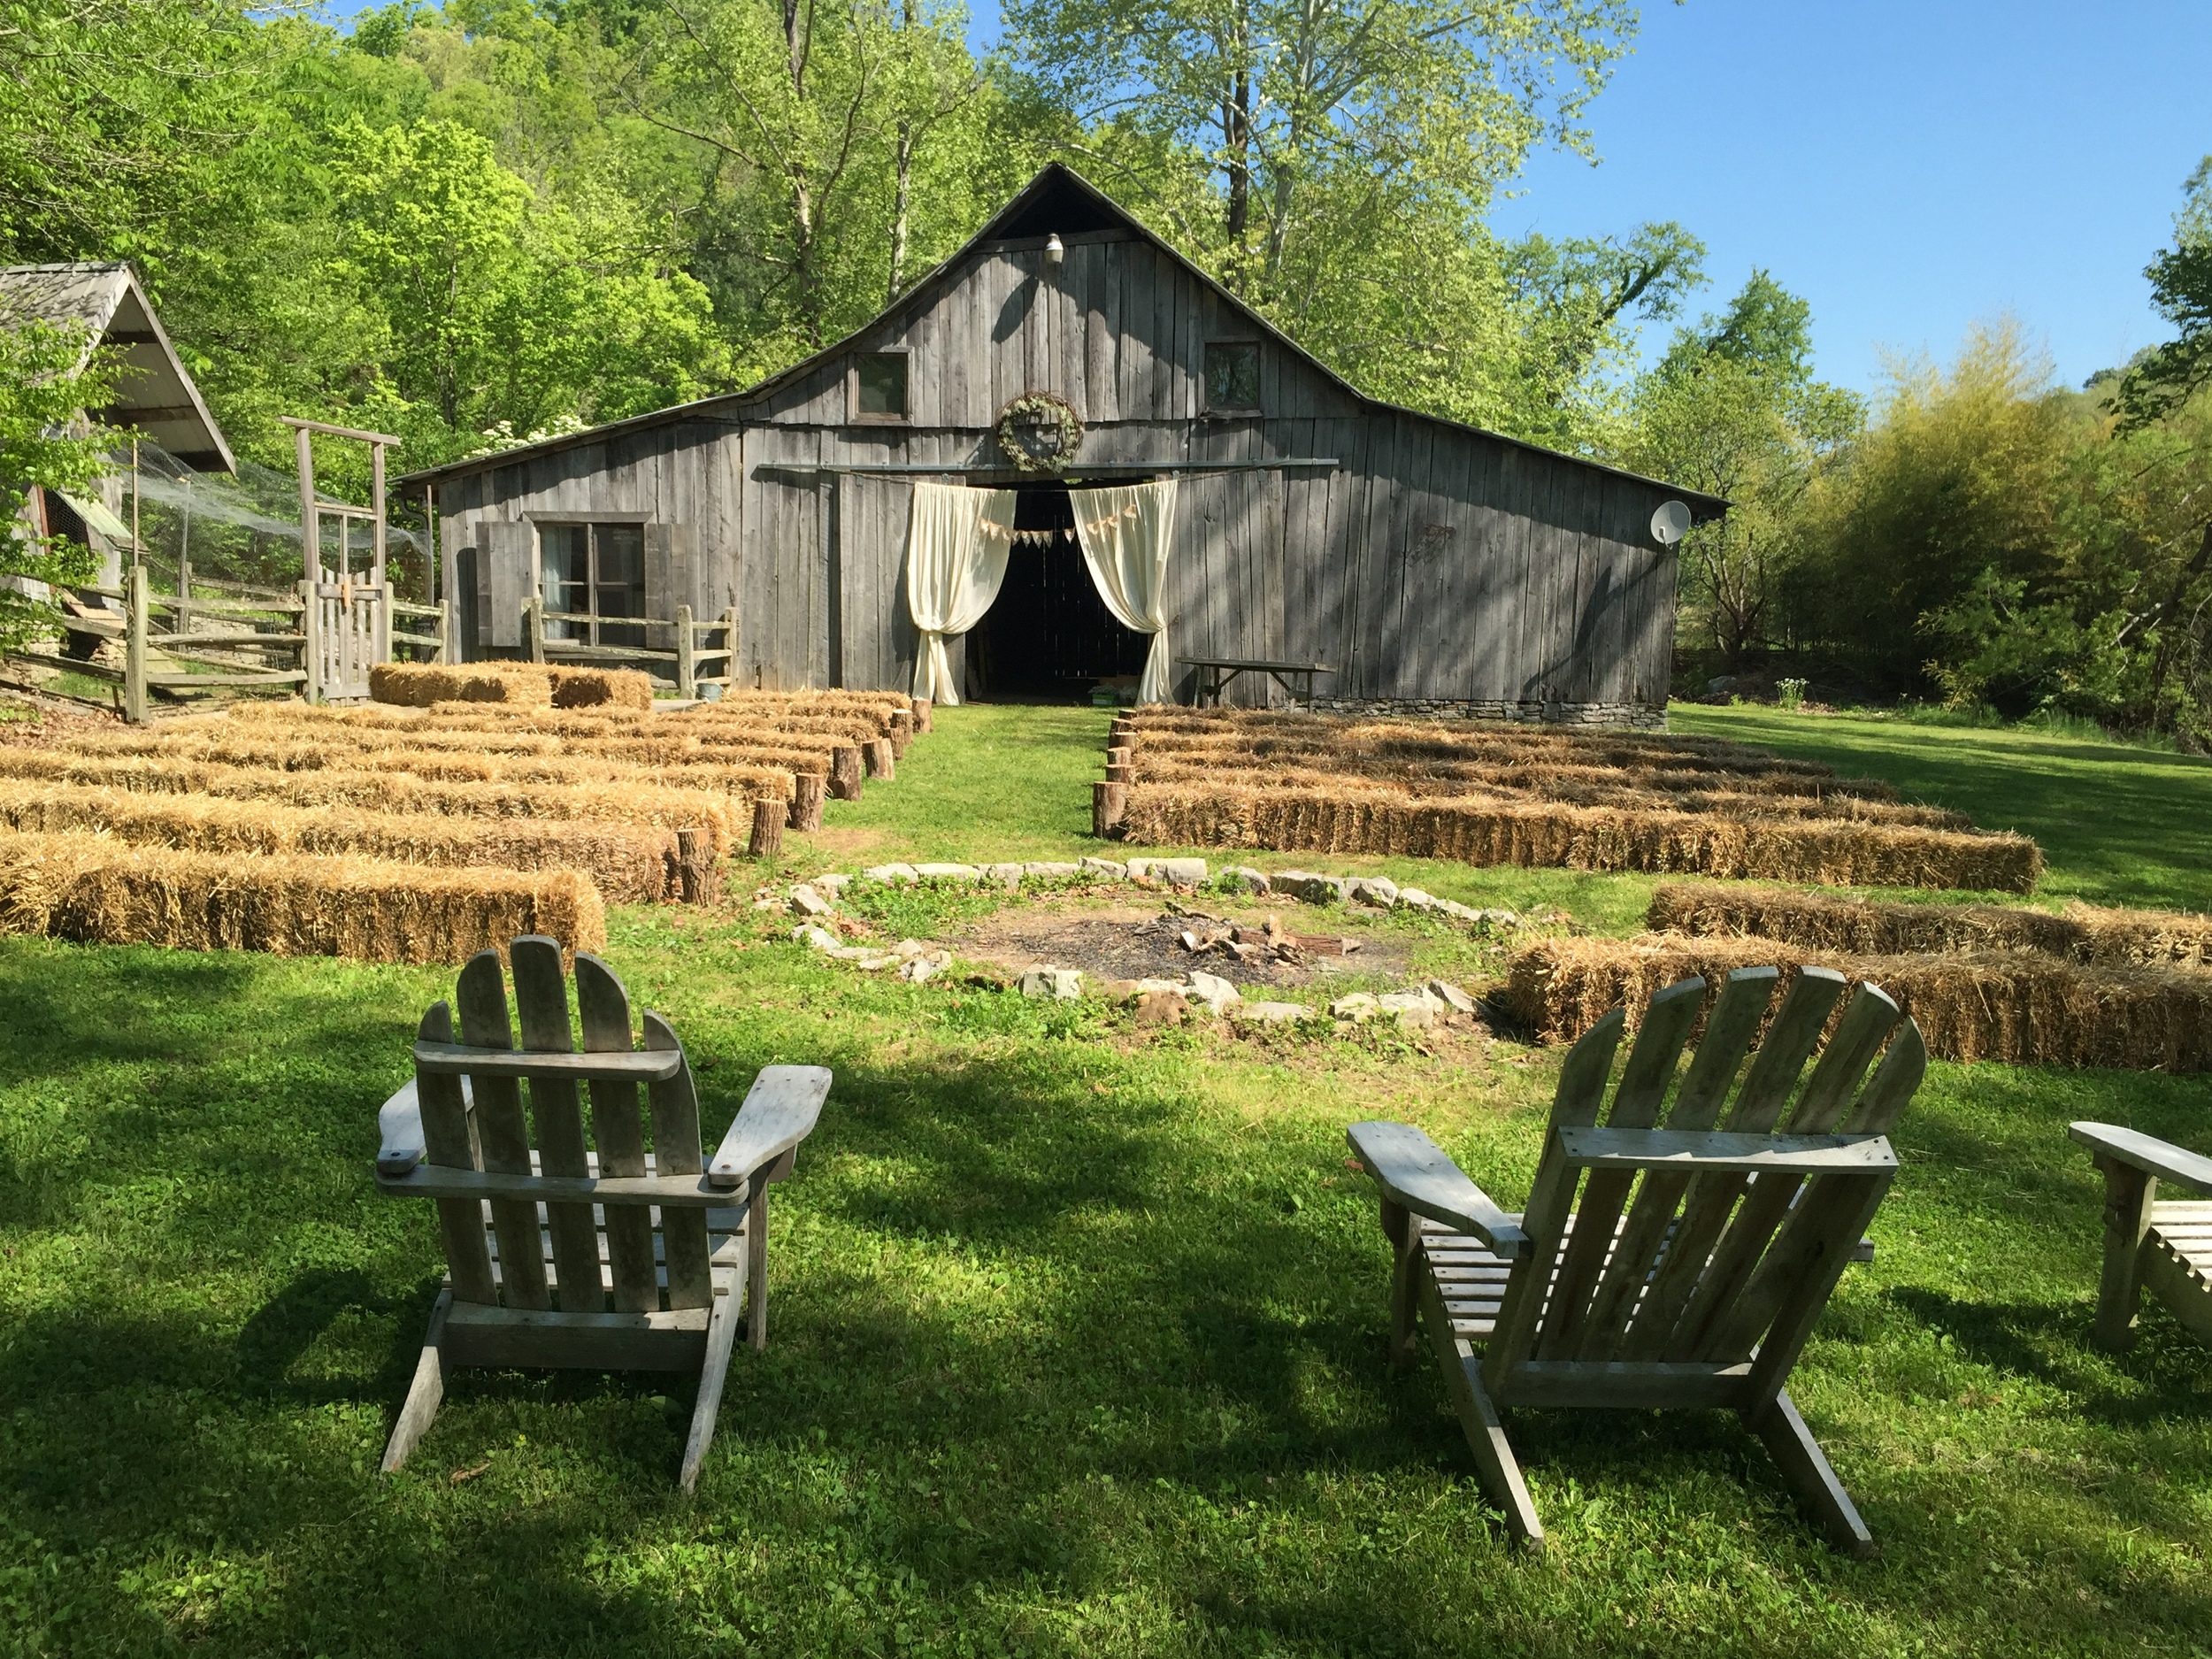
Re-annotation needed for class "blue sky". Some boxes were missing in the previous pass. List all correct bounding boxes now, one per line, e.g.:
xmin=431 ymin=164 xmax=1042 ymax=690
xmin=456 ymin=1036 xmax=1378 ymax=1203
xmin=330 ymin=0 xmax=2211 ymax=400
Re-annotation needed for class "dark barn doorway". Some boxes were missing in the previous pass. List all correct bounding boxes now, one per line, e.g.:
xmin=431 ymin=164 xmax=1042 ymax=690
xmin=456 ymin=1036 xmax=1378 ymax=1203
xmin=967 ymin=483 xmax=1150 ymax=701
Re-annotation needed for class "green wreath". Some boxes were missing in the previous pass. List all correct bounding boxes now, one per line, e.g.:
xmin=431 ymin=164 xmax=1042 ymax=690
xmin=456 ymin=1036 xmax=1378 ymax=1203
xmin=995 ymin=391 xmax=1085 ymax=473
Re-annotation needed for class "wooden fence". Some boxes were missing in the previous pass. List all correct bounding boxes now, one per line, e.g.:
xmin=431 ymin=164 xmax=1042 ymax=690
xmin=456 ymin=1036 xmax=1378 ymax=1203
xmin=522 ymin=597 xmax=736 ymax=700
xmin=8 ymin=567 xmax=452 ymax=720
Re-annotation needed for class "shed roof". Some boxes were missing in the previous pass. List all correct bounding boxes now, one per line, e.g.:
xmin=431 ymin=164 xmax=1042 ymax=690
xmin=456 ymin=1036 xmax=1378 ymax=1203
xmin=0 ymin=262 xmax=234 ymax=472
xmin=396 ymin=164 xmax=1724 ymax=518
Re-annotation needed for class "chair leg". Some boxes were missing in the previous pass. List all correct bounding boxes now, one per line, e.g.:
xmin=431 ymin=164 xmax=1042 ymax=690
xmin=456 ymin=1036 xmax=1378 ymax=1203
xmin=2093 ymin=1158 xmax=2155 ymax=1350
xmin=1744 ymin=1389 xmax=1876 ymax=1558
xmin=680 ymin=1278 xmax=745 ymax=1494
xmin=1383 ymin=1202 xmax=1421 ymax=1372
xmin=381 ymin=1289 xmax=452 ymax=1475
xmin=746 ymin=1183 xmax=771 ymax=1352
xmin=1417 ymin=1269 xmax=1543 ymax=1549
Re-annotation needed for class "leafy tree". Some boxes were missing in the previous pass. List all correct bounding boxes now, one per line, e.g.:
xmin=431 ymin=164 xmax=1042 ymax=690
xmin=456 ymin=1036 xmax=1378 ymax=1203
xmin=1617 ymin=272 xmax=1860 ymax=670
xmin=2119 ymin=157 xmax=2212 ymax=430
xmin=0 ymin=320 xmax=116 ymax=652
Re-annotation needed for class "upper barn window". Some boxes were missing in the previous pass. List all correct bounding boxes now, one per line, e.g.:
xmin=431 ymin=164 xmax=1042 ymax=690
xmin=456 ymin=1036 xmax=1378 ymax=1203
xmin=850 ymin=351 xmax=910 ymax=422
xmin=1205 ymin=342 xmax=1262 ymax=413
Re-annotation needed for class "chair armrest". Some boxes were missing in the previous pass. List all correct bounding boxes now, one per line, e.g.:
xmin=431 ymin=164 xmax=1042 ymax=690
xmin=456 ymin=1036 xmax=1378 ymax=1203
xmin=2070 ymin=1121 xmax=2212 ymax=1195
xmin=1555 ymin=1126 xmax=1896 ymax=1175
xmin=709 ymin=1065 xmax=833 ymax=1191
xmin=377 ymin=1076 xmax=474 ymax=1176
xmin=1346 ymin=1120 xmax=1529 ymax=1259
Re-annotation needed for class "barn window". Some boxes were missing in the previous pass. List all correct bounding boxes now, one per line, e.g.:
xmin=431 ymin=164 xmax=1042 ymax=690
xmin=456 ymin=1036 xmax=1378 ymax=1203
xmin=852 ymin=351 xmax=910 ymax=422
xmin=540 ymin=523 xmax=647 ymax=648
xmin=1205 ymin=342 xmax=1262 ymax=413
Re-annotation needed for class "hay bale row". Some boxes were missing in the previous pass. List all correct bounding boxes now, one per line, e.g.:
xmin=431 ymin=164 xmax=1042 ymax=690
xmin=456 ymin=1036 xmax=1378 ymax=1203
xmin=1120 ymin=783 xmax=2043 ymax=892
xmin=0 ymin=783 xmax=684 ymax=903
xmin=0 ymin=744 xmax=791 ymax=810
xmin=1647 ymin=881 xmax=2212 ymax=970
xmin=0 ymin=828 xmax=606 ymax=964
xmin=367 ymin=662 xmax=652 ymax=710
xmin=1126 ymin=758 xmax=1951 ymax=824
xmin=1502 ymin=932 xmax=2212 ymax=1073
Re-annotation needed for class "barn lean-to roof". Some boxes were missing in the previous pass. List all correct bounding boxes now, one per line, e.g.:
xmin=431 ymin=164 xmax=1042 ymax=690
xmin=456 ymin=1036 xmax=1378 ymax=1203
xmin=0 ymin=262 xmax=235 ymax=472
xmin=395 ymin=163 xmax=1724 ymax=518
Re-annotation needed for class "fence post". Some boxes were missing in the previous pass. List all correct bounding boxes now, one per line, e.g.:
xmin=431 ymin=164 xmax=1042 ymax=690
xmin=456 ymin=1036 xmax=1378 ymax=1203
xmin=526 ymin=595 xmax=545 ymax=664
xmin=123 ymin=563 xmax=149 ymax=724
xmin=299 ymin=578 xmax=322 ymax=704
xmin=442 ymin=597 xmax=459 ymax=664
xmin=676 ymin=603 xmax=695 ymax=699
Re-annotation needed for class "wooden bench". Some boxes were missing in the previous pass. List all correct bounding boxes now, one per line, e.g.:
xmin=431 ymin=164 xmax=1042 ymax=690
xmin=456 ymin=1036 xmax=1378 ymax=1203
xmin=373 ymin=936 xmax=831 ymax=1490
xmin=1349 ymin=965 xmax=1924 ymax=1555
xmin=2070 ymin=1121 xmax=2212 ymax=1349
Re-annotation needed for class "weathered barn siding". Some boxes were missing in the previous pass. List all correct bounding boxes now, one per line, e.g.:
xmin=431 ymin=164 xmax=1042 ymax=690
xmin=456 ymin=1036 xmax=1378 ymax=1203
xmin=416 ymin=166 xmax=1712 ymax=715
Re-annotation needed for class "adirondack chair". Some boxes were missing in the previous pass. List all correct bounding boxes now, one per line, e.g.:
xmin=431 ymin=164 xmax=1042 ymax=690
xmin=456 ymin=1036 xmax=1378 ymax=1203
xmin=2070 ymin=1121 xmax=2212 ymax=1350
xmin=372 ymin=936 xmax=832 ymax=1491
xmin=1348 ymin=964 xmax=1924 ymax=1555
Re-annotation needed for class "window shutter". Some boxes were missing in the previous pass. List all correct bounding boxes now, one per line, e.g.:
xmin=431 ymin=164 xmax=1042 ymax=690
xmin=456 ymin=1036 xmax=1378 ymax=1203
xmin=643 ymin=523 xmax=699 ymax=649
xmin=478 ymin=520 xmax=532 ymax=649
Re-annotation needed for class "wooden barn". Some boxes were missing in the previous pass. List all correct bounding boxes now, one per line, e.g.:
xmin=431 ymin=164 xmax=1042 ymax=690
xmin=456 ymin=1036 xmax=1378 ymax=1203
xmin=399 ymin=164 xmax=1723 ymax=723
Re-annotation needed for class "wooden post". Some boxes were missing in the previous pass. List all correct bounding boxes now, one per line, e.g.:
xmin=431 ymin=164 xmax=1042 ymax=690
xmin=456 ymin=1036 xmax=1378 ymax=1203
xmin=1105 ymin=761 xmax=1133 ymax=784
xmin=790 ymin=772 xmax=826 ymax=833
xmin=440 ymin=597 xmax=458 ymax=665
xmin=911 ymin=696 xmax=932 ymax=733
xmin=1107 ymin=745 xmax=1132 ymax=768
xmin=866 ymin=737 xmax=895 ymax=781
xmin=829 ymin=745 xmax=864 ymax=802
xmin=676 ymin=603 xmax=695 ymax=699
xmin=747 ymin=799 xmax=787 ymax=859
xmin=675 ymin=827 xmax=718 ymax=903
xmin=294 ymin=423 xmax=317 ymax=586
xmin=525 ymin=594 xmax=545 ymax=664
xmin=300 ymin=577 xmax=322 ymax=704
xmin=1093 ymin=780 xmax=1128 ymax=837
xmin=887 ymin=709 xmax=912 ymax=758
xmin=2093 ymin=1157 xmax=2156 ymax=1349
xmin=370 ymin=439 xmax=389 ymax=664
xmin=123 ymin=562 xmax=149 ymax=725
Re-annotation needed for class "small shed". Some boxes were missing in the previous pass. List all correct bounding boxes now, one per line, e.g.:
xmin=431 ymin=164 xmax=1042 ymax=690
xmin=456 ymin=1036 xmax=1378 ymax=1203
xmin=401 ymin=165 xmax=1724 ymax=723
xmin=0 ymin=262 xmax=235 ymax=581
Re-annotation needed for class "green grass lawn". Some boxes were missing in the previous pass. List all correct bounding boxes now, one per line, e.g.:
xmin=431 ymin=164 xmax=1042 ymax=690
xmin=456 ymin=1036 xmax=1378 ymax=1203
xmin=3 ymin=703 xmax=2210 ymax=1655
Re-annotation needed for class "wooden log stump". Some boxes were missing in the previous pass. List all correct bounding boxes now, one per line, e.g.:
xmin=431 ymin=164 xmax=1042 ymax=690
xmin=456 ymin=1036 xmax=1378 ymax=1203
xmin=1105 ymin=762 xmax=1133 ymax=784
xmin=829 ymin=745 xmax=864 ymax=801
xmin=1093 ymin=780 xmax=1128 ymax=837
xmin=911 ymin=697 xmax=933 ymax=733
xmin=1107 ymin=745 xmax=1132 ymax=769
xmin=675 ymin=827 xmax=720 ymax=903
xmin=888 ymin=710 xmax=913 ymax=758
xmin=866 ymin=737 xmax=895 ymax=781
xmin=747 ymin=799 xmax=787 ymax=859
xmin=790 ymin=772 xmax=826 ymax=833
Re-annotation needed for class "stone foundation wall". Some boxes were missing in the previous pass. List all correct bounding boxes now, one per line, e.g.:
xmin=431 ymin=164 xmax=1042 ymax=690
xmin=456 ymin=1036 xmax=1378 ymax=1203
xmin=1301 ymin=696 xmax=1669 ymax=732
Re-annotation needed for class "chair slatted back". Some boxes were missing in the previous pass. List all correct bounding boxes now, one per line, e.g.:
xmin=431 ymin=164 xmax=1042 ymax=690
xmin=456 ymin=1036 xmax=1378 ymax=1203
xmin=1484 ymin=965 xmax=1924 ymax=1402
xmin=412 ymin=939 xmax=710 ymax=1314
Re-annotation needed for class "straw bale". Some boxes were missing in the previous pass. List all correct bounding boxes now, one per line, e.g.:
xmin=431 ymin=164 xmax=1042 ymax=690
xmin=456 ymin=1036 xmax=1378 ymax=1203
xmin=0 ymin=829 xmax=604 ymax=964
xmin=0 ymin=783 xmax=683 ymax=902
xmin=1502 ymin=932 xmax=2212 ymax=1072
xmin=1122 ymin=784 xmax=2042 ymax=892
xmin=1647 ymin=881 xmax=2212 ymax=969
xmin=548 ymin=665 xmax=654 ymax=710
xmin=369 ymin=662 xmax=556 ymax=708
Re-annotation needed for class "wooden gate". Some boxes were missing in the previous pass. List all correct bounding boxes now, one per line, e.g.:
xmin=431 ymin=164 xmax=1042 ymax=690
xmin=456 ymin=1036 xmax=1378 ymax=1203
xmin=308 ymin=572 xmax=388 ymax=701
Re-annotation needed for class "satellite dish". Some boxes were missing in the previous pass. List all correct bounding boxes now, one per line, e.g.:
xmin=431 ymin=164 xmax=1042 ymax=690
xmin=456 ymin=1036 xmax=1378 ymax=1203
xmin=1651 ymin=500 xmax=1693 ymax=547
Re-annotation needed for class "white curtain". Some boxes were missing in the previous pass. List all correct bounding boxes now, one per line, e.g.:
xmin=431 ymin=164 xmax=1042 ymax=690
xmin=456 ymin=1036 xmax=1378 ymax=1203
xmin=1071 ymin=479 xmax=1179 ymax=704
xmin=905 ymin=481 xmax=1017 ymax=704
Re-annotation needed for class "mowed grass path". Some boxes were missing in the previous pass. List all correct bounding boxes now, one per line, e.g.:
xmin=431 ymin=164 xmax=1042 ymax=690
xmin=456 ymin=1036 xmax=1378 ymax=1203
xmin=1 ymin=703 xmax=2209 ymax=1655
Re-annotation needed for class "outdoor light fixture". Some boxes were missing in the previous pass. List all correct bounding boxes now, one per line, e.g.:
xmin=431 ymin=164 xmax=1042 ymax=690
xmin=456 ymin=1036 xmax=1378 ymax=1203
xmin=1044 ymin=234 xmax=1064 ymax=268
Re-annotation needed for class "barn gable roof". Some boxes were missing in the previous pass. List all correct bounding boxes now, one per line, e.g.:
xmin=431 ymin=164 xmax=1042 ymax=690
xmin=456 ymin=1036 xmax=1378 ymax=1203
xmin=395 ymin=164 xmax=1724 ymax=517
xmin=0 ymin=262 xmax=235 ymax=472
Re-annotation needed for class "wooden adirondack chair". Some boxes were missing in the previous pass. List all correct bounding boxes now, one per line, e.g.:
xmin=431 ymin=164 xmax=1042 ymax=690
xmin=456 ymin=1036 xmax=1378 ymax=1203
xmin=2070 ymin=1121 xmax=2212 ymax=1350
xmin=1349 ymin=964 xmax=1924 ymax=1556
xmin=372 ymin=936 xmax=832 ymax=1491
